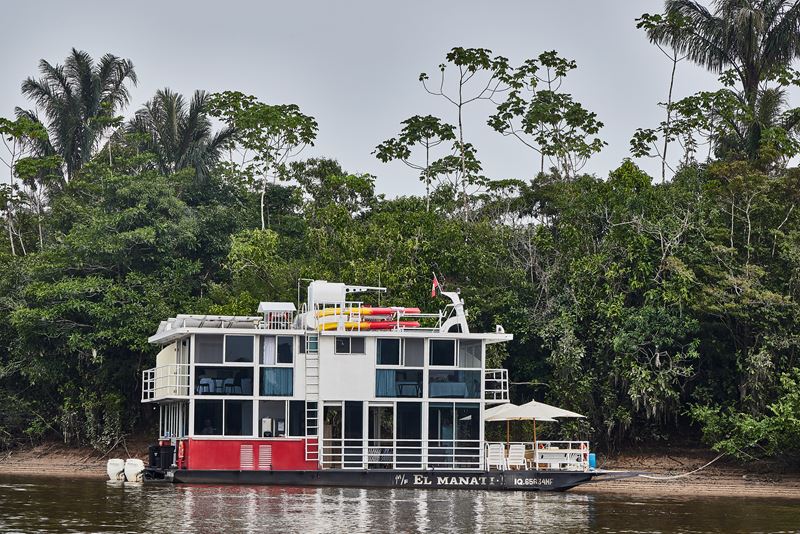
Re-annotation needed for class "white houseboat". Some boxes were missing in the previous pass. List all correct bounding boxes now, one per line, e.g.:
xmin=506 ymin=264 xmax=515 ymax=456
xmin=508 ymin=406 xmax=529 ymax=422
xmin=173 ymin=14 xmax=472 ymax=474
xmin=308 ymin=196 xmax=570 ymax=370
xmin=140 ymin=279 xmax=604 ymax=491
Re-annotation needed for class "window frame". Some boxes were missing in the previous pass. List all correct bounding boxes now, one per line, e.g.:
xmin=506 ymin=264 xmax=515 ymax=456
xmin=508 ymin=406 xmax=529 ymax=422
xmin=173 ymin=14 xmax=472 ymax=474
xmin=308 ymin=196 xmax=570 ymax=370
xmin=376 ymin=337 xmax=402 ymax=366
xmin=429 ymin=339 xmax=457 ymax=367
xmin=223 ymin=334 xmax=255 ymax=364
xmin=335 ymin=336 xmax=366 ymax=355
xmin=259 ymin=335 xmax=295 ymax=367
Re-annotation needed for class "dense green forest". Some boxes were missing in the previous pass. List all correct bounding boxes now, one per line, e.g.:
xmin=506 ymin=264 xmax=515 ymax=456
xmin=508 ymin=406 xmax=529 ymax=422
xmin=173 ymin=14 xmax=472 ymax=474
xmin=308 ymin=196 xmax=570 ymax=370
xmin=3 ymin=1 xmax=800 ymax=461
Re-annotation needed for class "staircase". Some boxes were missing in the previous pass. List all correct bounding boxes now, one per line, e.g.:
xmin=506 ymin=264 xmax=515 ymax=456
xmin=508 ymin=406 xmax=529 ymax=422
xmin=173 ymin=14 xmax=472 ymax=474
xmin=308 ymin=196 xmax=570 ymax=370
xmin=304 ymin=334 xmax=320 ymax=462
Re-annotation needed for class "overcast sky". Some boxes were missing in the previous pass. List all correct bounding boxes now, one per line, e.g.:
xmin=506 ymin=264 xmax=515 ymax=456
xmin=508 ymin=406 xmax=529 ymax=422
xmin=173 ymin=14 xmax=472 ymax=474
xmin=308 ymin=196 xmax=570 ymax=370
xmin=1 ymin=0 xmax=725 ymax=195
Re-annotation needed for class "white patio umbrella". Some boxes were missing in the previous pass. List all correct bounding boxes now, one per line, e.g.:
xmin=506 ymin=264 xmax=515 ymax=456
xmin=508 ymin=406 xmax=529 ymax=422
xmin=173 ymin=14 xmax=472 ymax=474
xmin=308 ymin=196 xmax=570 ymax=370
xmin=484 ymin=402 xmax=557 ymax=446
xmin=485 ymin=400 xmax=583 ymax=444
xmin=483 ymin=403 xmax=522 ymax=445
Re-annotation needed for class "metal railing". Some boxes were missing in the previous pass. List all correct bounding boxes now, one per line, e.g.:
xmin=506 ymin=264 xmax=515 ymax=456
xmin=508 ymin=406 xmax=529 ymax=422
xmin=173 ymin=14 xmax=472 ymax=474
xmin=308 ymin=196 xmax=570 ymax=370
xmin=485 ymin=441 xmax=590 ymax=471
xmin=484 ymin=369 xmax=509 ymax=402
xmin=319 ymin=438 xmax=482 ymax=470
xmin=142 ymin=364 xmax=190 ymax=401
xmin=259 ymin=311 xmax=296 ymax=330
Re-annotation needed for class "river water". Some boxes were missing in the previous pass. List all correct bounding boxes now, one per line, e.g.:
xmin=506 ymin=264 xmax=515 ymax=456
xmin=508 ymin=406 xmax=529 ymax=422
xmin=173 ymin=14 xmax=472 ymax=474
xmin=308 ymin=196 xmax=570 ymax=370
xmin=0 ymin=474 xmax=798 ymax=533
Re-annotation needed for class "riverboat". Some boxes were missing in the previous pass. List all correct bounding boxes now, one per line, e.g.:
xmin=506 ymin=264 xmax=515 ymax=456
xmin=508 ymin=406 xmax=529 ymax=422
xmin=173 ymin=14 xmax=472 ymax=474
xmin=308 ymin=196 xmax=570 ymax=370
xmin=138 ymin=279 xmax=609 ymax=491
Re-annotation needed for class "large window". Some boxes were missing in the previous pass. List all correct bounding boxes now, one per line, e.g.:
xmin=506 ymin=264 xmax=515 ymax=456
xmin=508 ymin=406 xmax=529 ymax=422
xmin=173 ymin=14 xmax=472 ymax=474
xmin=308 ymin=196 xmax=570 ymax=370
xmin=224 ymin=400 xmax=253 ymax=436
xmin=430 ymin=339 xmax=456 ymax=366
xmin=376 ymin=369 xmax=423 ymax=398
xmin=377 ymin=338 xmax=400 ymax=365
xmin=194 ymin=399 xmax=252 ymax=436
xmin=335 ymin=337 xmax=365 ymax=354
xmin=289 ymin=400 xmax=305 ymax=437
xmin=195 ymin=366 xmax=253 ymax=395
xmin=260 ymin=367 xmax=293 ymax=396
xmin=428 ymin=370 xmax=481 ymax=398
xmin=260 ymin=336 xmax=295 ymax=365
xmin=458 ymin=340 xmax=482 ymax=368
xmin=277 ymin=336 xmax=294 ymax=364
xmin=195 ymin=335 xmax=223 ymax=364
xmin=225 ymin=335 xmax=254 ymax=363
xmin=194 ymin=400 xmax=223 ymax=435
xmin=258 ymin=400 xmax=304 ymax=437
xmin=404 ymin=338 xmax=424 ymax=367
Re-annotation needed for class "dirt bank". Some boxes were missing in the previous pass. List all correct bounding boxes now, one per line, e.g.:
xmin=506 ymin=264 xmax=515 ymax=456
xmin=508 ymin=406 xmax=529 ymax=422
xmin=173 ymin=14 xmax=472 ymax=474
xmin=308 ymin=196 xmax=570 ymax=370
xmin=0 ymin=441 xmax=148 ymax=479
xmin=572 ymin=447 xmax=800 ymax=499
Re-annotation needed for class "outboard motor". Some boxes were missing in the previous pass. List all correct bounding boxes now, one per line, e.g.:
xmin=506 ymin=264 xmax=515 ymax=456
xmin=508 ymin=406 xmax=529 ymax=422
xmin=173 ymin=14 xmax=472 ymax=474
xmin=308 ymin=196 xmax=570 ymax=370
xmin=106 ymin=459 xmax=125 ymax=481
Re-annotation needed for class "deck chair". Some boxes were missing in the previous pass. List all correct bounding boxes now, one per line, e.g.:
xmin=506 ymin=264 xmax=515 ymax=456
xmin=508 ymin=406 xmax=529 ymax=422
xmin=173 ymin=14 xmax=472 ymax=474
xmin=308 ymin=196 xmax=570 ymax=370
xmin=486 ymin=443 xmax=506 ymax=471
xmin=506 ymin=443 xmax=526 ymax=470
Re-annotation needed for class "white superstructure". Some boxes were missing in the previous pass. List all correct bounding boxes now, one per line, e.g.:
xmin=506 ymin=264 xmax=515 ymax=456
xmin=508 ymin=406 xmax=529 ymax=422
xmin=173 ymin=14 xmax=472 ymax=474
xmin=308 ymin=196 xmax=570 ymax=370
xmin=142 ymin=280 xmax=512 ymax=471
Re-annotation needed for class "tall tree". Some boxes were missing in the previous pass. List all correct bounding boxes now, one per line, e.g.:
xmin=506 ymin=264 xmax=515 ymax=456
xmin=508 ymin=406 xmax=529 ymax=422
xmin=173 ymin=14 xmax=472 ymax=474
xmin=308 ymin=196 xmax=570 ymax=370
xmin=374 ymin=115 xmax=456 ymax=211
xmin=209 ymin=91 xmax=317 ymax=230
xmin=419 ymin=48 xmax=509 ymax=218
xmin=126 ymin=89 xmax=235 ymax=181
xmin=19 ymin=48 xmax=137 ymax=183
xmin=489 ymin=51 xmax=606 ymax=180
xmin=647 ymin=0 xmax=800 ymax=158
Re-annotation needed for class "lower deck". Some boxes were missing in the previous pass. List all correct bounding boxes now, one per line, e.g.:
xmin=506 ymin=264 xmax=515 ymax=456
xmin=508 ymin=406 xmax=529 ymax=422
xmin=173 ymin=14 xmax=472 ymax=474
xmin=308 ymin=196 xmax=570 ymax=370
xmin=159 ymin=467 xmax=599 ymax=492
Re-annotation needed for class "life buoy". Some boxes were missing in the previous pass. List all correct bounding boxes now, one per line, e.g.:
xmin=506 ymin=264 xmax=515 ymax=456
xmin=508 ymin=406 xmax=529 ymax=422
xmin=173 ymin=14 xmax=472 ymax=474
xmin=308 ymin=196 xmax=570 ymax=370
xmin=580 ymin=442 xmax=588 ymax=451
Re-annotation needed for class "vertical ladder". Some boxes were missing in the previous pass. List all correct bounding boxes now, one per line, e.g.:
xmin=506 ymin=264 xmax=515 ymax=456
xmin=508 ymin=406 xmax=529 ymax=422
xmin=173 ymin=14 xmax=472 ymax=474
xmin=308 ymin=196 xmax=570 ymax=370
xmin=305 ymin=334 xmax=320 ymax=462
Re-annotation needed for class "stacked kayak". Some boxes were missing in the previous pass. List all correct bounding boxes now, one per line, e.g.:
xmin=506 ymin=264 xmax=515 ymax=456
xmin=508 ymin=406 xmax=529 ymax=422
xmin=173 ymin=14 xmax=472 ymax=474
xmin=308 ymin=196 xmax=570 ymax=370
xmin=316 ymin=306 xmax=420 ymax=317
xmin=316 ymin=306 xmax=421 ymax=330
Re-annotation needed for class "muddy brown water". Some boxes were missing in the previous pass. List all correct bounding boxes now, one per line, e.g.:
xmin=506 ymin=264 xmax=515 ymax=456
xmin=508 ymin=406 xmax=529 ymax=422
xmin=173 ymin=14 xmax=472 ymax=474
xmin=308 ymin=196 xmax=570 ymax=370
xmin=0 ymin=474 xmax=798 ymax=533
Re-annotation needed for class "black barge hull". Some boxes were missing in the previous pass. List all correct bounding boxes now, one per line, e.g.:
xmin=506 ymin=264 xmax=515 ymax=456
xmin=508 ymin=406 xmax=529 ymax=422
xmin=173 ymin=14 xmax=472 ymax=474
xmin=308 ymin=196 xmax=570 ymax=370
xmin=167 ymin=469 xmax=598 ymax=491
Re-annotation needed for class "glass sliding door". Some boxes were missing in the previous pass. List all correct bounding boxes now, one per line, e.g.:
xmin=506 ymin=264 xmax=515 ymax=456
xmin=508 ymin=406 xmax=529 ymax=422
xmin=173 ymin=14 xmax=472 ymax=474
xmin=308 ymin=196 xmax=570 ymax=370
xmin=428 ymin=403 xmax=455 ymax=467
xmin=368 ymin=405 xmax=393 ymax=468
xmin=455 ymin=403 xmax=480 ymax=468
xmin=396 ymin=402 xmax=422 ymax=468
xmin=322 ymin=404 xmax=342 ymax=469
xmin=343 ymin=401 xmax=364 ymax=468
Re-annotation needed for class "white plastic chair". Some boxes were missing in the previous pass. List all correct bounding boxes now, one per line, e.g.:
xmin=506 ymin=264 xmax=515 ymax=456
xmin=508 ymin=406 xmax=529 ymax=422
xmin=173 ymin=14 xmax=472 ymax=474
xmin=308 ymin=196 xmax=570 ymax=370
xmin=486 ymin=443 xmax=506 ymax=471
xmin=507 ymin=443 xmax=526 ymax=470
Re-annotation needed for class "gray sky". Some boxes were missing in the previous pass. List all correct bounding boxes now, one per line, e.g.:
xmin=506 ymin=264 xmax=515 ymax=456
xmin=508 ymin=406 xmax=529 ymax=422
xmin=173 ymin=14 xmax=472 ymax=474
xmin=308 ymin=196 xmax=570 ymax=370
xmin=1 ymin=0 xmax=724 ymax=195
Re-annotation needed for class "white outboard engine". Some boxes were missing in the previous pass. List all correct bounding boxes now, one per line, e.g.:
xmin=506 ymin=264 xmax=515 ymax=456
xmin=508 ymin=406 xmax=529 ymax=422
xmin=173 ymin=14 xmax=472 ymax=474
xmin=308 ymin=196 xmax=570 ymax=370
xmin=124 ymin=458 xmax=146 ymax=483
xmin=106 ymin=459 xmax=125 ymax=481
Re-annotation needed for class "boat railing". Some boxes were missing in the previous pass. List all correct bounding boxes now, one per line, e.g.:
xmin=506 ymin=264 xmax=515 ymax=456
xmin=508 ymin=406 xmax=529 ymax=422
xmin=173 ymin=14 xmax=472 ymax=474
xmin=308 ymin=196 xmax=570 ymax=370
xmin=141 ymin=364 xmax=190 ymax=402
xmin=258 ymin=311 xmax=295 ymax=330
xmin=484 ymin=441 xmax=590 ymax=471
xmin=484 ymin=369 xmax=509 ymax=402
xmin=319 ymin=438 xmax=482 ymax=470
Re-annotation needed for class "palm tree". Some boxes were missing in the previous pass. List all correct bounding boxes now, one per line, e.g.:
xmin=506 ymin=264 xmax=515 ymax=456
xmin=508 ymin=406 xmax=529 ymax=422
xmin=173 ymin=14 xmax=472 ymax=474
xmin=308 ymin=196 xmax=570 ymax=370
xmin=648 ymin=0 xmax=800 ymax=157
xmin=126 ymin=89 xmax=235 ymax=181
xmin=19 ymin=48 xmax=137 ymax=184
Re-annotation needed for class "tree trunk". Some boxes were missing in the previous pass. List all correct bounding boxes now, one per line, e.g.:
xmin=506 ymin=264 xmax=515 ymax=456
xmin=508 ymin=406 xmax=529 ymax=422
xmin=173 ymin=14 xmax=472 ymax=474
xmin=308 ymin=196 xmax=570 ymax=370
xmin=6 ymin=207 xmax=15 ymax=256
xmin=662 ymin=52 xmax=678 ymax=183
xmin=260 ymin=183 xmax=266 ymax=231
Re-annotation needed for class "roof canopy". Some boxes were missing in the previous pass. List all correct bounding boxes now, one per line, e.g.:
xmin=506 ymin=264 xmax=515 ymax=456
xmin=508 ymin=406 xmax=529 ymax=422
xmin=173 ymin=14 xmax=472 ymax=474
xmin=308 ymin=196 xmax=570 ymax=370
xmin=484 ymin=400 xmax=584 ymax=422
xmin=257 ymin=302 xmax=297 ymax=313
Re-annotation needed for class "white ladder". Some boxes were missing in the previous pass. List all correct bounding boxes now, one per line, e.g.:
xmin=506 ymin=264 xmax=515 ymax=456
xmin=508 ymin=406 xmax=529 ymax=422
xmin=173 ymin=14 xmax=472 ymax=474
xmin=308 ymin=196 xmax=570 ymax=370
xmin=304 ymin=334 xmax=320 ymax=462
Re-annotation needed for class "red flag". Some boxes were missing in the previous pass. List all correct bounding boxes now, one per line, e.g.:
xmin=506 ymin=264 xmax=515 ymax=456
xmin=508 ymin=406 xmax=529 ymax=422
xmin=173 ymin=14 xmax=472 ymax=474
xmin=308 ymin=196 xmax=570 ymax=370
xmin=431 ymin=273 xmax=440 ymax=297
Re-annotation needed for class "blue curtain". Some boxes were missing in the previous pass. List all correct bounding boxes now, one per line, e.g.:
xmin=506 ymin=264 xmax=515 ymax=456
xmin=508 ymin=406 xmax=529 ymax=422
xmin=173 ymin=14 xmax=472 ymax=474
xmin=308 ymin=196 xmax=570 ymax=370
xmin=261 ymin=368 xmax=293 ymax=396
xmin=375 ymin=369 xmax=396 ymax=397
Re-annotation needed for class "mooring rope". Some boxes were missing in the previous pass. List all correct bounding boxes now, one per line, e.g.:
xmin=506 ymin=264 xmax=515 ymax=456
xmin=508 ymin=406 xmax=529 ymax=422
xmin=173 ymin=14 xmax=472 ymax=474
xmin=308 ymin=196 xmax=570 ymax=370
xmin=636 ymin=452 xmax=727 ymax=480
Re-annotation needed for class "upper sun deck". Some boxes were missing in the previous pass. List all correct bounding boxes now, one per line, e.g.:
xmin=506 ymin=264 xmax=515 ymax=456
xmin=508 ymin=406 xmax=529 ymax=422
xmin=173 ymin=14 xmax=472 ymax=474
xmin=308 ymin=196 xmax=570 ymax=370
xmin=148 ymin=280 xmax=513 ymax=345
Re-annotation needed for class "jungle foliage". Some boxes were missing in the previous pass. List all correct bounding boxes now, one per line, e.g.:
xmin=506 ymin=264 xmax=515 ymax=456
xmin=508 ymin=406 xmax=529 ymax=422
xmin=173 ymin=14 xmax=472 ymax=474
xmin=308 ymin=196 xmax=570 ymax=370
xmin=2 ymin=2 xmax=800 ymax=461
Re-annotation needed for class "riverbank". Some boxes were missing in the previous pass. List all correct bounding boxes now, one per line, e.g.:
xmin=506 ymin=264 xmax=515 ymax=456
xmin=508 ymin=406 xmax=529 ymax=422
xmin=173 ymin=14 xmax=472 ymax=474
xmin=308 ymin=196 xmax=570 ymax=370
xmin=2 ymin=444 xmax=799 ymax=498
xmin=573 ymin=447 xmax=800 ymax=499
xmin=0 ymin=442 xmax=147 ymax=478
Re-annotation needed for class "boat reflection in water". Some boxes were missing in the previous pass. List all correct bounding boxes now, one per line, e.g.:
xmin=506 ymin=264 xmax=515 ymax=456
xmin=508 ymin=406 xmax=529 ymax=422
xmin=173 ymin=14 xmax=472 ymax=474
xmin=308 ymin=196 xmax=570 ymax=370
xmin=139 ymin=484 xmax=593 ymax=533
xmin=2 ymin=475 xmax=800 ymax=533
